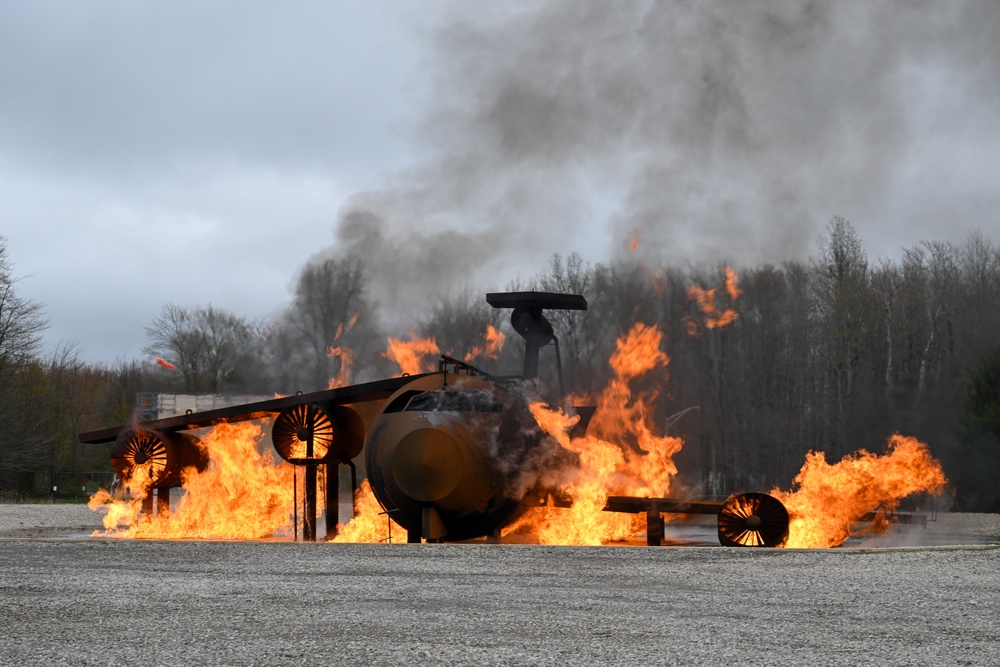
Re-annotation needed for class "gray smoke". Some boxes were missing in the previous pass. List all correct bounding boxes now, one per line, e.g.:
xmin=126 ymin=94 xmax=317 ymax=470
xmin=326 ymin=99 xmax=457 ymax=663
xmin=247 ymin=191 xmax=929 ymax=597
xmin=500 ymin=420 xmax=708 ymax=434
xmin=316 ymin=0 xmax=1000 ymax=324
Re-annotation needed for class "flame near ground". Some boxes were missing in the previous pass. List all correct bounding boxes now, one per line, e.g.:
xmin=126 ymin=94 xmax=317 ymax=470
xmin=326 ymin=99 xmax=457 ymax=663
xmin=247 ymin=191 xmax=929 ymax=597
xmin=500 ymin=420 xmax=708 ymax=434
xmin=502 ymin=323 xmax=683 ymax=545
xmin=772 ymin=434 xmax=947 ymax=548
xmin=515 ymin=323 xmax=947 ymax=547
xmin=89 ymin=421 xmax=295 ymax=540
xmin=91 ymin=318 xmax=947 ymax=547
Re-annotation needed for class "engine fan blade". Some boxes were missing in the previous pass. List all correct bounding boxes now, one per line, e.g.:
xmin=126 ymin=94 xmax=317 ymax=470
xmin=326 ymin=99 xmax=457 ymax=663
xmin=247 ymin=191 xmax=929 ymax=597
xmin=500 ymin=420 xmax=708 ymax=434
xmin=718 ymin=492 xmax=789 ymax=547
xmin=111 ymin=429 xmax=170 ymax=486
xmin=272 ymin=404 xmax=335 ymax=462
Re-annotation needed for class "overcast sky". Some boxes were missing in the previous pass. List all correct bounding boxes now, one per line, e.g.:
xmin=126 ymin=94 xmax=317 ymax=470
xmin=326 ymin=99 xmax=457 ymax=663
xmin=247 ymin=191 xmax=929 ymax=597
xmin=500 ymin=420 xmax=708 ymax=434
xmin=2 ymin=1 xmax=998 ymax=365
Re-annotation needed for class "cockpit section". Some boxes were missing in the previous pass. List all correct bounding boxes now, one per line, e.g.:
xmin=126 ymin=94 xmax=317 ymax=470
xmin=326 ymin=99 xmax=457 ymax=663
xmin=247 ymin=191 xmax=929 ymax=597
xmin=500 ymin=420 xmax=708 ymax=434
xmin=383 ymin=389 xmax=506 ymax=414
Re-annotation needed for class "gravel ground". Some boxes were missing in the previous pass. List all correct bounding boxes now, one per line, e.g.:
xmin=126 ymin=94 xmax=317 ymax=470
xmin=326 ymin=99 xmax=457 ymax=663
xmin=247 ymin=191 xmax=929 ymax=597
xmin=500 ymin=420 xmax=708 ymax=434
xmin=1 ymin=505 xmax=998 ymax=666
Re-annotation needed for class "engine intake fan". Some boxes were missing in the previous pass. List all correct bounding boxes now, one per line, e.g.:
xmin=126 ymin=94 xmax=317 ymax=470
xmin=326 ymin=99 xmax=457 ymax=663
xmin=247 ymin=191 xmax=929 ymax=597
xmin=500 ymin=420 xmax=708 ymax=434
xmin=271 ymin=403 xmax=365 ymax=542
xmin=271 ymin=404 xmax=364 ymax=463
xmin=717 ymin=492 xmax=789 ymax=547
xmin=110 ymin=428 xmax=208 ymax=489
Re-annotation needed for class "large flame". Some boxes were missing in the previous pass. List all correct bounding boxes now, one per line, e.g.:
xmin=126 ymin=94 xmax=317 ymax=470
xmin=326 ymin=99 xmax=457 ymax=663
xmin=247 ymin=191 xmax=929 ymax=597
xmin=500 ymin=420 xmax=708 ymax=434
xmin=464 ymin=324 xmax=507 ymax=362
xmin=508 ymin=323 xmax=684 ymax=545
xmin=686 ymin=266 xmax=741 ymax=334
xmin=772 ymin=434 xmax=947 ymax=548
xmin=93 ymin=299 xmax=949 ymax=550
xmin=331 ymin=479 xmax=407 ymax=543
xmin=384 ymin=332 xmax=440 ymax=375
xmin=88 ymin=421 xmax=294 ymax=539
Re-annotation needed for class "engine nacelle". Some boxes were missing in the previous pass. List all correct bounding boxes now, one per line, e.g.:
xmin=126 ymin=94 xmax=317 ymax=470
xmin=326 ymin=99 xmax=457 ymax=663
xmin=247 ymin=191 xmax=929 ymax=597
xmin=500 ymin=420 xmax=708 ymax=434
xmin=270 ymin=403 xmax=364 ymax=464
xmin=365 ymin=374 xmax=543 ymax=541
xmin=110 ymin=428 xmax=209 ymax=489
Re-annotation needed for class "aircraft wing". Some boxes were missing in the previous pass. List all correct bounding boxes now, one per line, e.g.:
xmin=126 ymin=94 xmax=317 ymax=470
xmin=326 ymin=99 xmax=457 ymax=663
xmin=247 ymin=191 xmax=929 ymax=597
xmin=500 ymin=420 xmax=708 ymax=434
xmin=78 ymin=373 xmax=433 ymax=444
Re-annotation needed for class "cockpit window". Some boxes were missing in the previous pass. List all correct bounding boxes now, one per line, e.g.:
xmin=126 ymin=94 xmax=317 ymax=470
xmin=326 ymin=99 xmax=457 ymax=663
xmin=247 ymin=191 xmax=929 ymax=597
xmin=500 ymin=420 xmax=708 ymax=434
xmin=402 ymin=389 xmax=505 ymax=413
xmin=405 ymin=392 xmax=441 ymax=412
xmin=466 ymin=390 xmax=505 ymax=413
xmin=438 ymin=391 xmax=474 ymax=412
xmin=383 ymin=390 xmax=426 ymax=414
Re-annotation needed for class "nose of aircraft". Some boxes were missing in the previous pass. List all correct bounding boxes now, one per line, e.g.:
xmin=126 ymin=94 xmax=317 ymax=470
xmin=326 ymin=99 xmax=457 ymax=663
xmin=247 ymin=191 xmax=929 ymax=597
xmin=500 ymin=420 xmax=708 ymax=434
xmin=391 ymin=427 xmax=464 ymax=503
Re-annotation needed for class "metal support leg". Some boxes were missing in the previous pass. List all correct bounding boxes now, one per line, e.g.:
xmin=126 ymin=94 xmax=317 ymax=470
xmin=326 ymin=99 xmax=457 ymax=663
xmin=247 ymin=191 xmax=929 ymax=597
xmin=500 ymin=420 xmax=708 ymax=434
xmin=646 ymin=508 xmax=664 ymax=546
xmin=141 ymin=492 xmax=154 ymax=517
xmin=346 ymin=459 xmax=358 ymax=518
xmin=325 ymin=462 xmax=339 ymax=539
xmin=156 ymin=487 xmax=171 ymax=517
xmin=304 ymin=464 xmax=317 ymax=542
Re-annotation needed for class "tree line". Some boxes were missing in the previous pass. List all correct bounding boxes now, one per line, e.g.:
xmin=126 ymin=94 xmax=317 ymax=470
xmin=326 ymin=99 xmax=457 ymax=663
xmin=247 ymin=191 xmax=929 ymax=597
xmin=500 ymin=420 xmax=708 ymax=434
xmin=1 ymin=220 xmax=998 ymax=510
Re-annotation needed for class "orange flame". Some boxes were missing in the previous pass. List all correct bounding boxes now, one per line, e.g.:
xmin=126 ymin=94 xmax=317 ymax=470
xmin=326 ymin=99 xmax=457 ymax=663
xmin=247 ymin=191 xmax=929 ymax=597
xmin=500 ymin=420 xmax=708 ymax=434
xmin=464 ymin=324 xmax=507 ymax=362
xmin=508 ymin=323 xmax=684 ymax=545
xmin=651 ymin=270 xmax=668 ymax=295
xmin=326 ymin=309 xmax=362 ymax=389
xmin=88 ymin=421 xmax=295 ymax=539
xmin=686 ymin=266 xmax=741 ymax=334
xmin=327 ymin=346 xmax=355 ymax=389
xmin=331 ymin=479 xmax=407 ymax=543
xmin=384 ymin=333 xmax=440 ymax=375
xmin=772 ymin=434 xmax=947 ymax=548
xmin=345 ymin=308 xmax=362 ymax=331
xmin=155 ymin=357 xmax=176 ymax=370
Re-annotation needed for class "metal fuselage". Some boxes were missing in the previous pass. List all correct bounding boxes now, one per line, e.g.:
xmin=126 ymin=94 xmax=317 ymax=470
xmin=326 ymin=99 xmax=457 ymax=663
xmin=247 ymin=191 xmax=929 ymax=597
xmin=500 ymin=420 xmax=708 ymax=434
xmin=365 ymin=372 xmax=546 ymax=542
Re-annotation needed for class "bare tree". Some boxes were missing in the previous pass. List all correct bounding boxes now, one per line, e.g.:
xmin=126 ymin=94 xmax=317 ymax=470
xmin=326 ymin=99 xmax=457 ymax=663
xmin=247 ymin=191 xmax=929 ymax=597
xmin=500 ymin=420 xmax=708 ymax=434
xmin=96 ymin=358 xmax=153 ymax=427
xmin=957 ymin=231 xmax=1000 ymax=366
xmin=870 ymin=259 xmax=900 ymax=397
xmin=0 ymin=238 xmax=50 ymax=490
xmin=813 ymin=217 xmax=877 ymax=453
xmin=531 ymin=253 xmax=602 ymax=392
xmin=143 ymin=303 xmax=254 ymax=393
xmin=280 ymin=256 xmax=377 ymax=390
xmin=900 ymin=241 xmax=960 ymax=401
xmin=418 ymin=289 xmax=505 ymax=365
xmin=0 ymin=237 xmax=46 ymax=388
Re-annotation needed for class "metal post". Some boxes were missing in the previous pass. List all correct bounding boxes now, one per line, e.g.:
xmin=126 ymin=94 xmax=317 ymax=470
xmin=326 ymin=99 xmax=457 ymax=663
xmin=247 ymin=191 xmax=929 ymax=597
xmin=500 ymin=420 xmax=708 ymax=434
xmin=347 ymin=459 xmax=358 ymax=517
xmin=301 ymin=425 xmax=317 ymax=542
xmin=553 ymin=335 xmax=564 ymax=397
xmin=140 ymin=489 xmax=154 ymax=517
xmin=156 ymin=487 xmax=171 ymax=517
xmin=325 ymin=461 xmax=339 ymax=539
xmin=523 ymin=337 xmax=542 ymax=379
xmin=646 ymin=508 xmax=664 ymax=546
xmin=303 ymin=464 xmax=317 ymax=542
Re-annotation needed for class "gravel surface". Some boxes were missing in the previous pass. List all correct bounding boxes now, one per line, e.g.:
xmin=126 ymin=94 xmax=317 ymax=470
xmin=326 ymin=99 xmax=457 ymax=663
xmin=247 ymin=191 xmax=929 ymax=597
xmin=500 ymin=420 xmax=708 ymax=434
xmin=1 ymin=505 xmax=998 ymax=666
xmin=0 ymin=503 xmax=104 ymax=539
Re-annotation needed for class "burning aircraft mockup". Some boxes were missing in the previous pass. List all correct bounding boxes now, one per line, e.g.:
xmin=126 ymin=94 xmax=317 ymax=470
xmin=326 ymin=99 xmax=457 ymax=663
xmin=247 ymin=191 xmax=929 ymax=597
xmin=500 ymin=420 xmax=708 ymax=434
xmin=80 ymin=291 xmax=796 ymax=547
